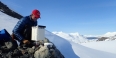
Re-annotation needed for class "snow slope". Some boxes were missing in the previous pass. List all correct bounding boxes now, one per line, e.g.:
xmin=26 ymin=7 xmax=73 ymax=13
xmin=47 ymin=31 xmax=116 ymax=58
xmin=72 ymin=41 xmax=116 ymax=58
xmin=0 ymin=11 xmax=18 ymax=34
xmin=81 ymin=40 xmax=116 ymax=54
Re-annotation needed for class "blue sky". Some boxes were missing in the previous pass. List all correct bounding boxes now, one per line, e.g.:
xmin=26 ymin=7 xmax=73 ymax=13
xmin=1 ymin=0 xmax=116 ymax=35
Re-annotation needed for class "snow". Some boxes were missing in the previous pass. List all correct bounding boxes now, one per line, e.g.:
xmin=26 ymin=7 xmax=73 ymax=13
xmin=0 ymin=11 xmax=18 ymax=34
xmin=45 ymin=30 xmax=78 ymax=58
xmin=100 ymin=32 xmax=116 ymax=37
xmin=81 ymin=40 xmax=116 ymax=54
xmin=0 ymin=11 xmax=116 ymax=58
xmin=52 ymin=31 xmax=88 ymax=43
xmin=71 ymin=42 xmax=116 ymax=58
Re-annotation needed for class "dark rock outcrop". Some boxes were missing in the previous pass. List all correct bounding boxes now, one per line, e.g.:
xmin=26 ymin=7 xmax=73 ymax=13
xmin=97 ymin=37 xmax=108 ymax=41
xmin=0 ymin=1 xmax=23 ymax=19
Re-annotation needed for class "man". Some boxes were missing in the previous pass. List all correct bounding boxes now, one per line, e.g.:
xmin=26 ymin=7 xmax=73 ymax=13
xmin=12 ymin=9 xmax=40 ymax=47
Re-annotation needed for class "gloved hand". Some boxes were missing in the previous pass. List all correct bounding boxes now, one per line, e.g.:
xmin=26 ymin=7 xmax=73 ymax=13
xmin=23 ymin=40 xmax=30 ymax=44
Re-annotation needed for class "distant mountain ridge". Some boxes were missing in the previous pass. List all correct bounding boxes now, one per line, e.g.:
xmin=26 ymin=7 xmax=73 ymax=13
xmin=0 ymin=1 xmax=23 ymax=19
xmin=52 ymin=31 xmax=88 ymax=43
xmin=53 ymin=31 xmax=116 ymax=42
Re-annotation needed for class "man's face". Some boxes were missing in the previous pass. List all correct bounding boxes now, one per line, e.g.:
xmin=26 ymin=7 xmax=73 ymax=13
xmin=32 ymin=14 xmax=39 ymax=21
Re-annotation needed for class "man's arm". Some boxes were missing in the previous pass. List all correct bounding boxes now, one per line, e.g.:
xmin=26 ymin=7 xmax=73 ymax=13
xmin=13 ymin=17 xmax=27 ymax=41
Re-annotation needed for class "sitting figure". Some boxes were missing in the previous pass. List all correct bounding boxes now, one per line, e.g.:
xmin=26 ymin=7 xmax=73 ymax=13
xmin=12 ymin=9 xmax=41 ymax=47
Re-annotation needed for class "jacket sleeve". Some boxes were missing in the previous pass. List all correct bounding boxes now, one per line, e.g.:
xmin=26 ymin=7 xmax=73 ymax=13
xmin=13 ymin=17 xmax=27 ymax=41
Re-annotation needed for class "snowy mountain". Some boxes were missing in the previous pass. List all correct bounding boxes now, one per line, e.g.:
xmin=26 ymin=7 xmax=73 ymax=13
xmin=95 ymin=32 xmax=116 ymax=41
xmin=53 ymin=31 xmax=116 ymax=42
xmin=52 ymin=31 xmax=88 ymax=43
xmin=1 ymin=11 xmax=116 ymax=58
xmin=101 ymin=32 xmax=116 ymax=37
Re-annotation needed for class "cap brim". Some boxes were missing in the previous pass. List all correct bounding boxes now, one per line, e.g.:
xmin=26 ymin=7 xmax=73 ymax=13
xmin=35 ymin=15 xmax=40 ymax=19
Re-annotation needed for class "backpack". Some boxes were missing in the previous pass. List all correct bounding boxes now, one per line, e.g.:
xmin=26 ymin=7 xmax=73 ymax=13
xmin=0 ymin=29 xmax=18 ymax=52
xmin=0 ymin=29 xmax=11 ymax=42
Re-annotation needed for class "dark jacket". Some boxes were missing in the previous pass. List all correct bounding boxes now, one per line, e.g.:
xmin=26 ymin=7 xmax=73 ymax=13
xmin=12 ymin=15 xmax=37 ymax=42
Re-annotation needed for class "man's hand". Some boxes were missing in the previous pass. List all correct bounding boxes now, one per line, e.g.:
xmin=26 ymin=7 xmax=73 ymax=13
xmin=23 ymin=40 xmax=30 ymax=44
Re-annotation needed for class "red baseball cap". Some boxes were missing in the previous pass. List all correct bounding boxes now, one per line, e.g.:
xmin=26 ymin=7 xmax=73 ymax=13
xmin=32 ymin=9 xmax=40 ymax=18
